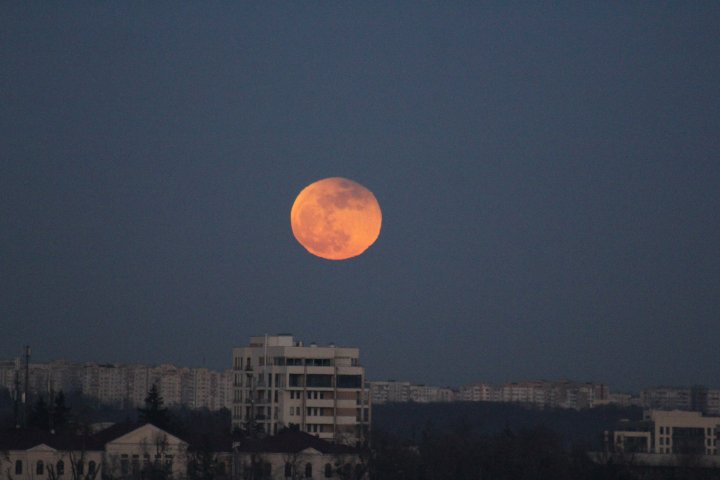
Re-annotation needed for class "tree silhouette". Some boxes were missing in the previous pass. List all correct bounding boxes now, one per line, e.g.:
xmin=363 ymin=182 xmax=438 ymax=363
xmin=52 ymin=391 xmax=71 ymax=432
xmin=138 ymin=385 xmax=170 ymax=429
xmin=29 ymin=396 xmax=50 ymax=430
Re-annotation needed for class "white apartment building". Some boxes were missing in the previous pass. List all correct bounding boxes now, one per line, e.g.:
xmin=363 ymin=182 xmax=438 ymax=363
xmin=369 ymin=381 xmax=411 ymax=404
xmin=368 ymin=381 xmax=455 ymax=404
xmin=231 ymin=335 xmax=370 ymax=445
xmin=0 ymin=359 xmax=234 ymax=412
xmin=641 ymin=387 xmax=692 ymax=411
xmin=458 ymin=383 xmax=496 ymax=402
xmin=408 ymin=385 xmax=455 ymax=403
xmin=613 ymin=410 xmax=720 ymax=456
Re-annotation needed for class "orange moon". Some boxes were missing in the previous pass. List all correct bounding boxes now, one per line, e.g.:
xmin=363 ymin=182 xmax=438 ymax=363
xmin=291 ymin=177 xmax=382 ymax=260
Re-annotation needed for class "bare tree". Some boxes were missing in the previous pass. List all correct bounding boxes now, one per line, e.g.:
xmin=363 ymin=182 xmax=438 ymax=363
xmin=280 ymin=451 xmax=303 ymax=480
xmin=238 ymin=453 xmax=270 ymax=480
xmin=1 ymin=449 xmax=14 ymax=480
xmin=68 ymin=450 xmax=101 ymax=480
xmin=187 ymin=438 xmax=225 ymax=480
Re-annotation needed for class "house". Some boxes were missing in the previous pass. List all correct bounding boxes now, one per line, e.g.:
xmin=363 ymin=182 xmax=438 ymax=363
xmin=233 ymin=429 xmax=368 ymax=479
xmin=0 ymin=424 xmax=190 ymax=480
xmin=95 ymin=423 xmax=189 ymax=480
xmin=0 ymin=429 xmax=103 ymax=480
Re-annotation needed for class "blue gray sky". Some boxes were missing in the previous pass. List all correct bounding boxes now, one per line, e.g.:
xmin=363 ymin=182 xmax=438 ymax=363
xmin=2 ymin=3 xmax=719 ymax=392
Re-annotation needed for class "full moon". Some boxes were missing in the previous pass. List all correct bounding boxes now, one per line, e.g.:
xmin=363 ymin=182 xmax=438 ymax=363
xmin=290 ymin=177 xmax=382 ymax=260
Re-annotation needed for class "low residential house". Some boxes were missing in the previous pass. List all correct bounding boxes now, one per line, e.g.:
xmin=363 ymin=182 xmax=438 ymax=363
xmin=233 ymin=430 xmax=368 ymax=480
xmin=0 ymin=429 xmax=103 ymax=480
xmin=94 ymin=423 xmax=189 ymax=480
xmin=0 ymin=424 xmax=190 ymax=480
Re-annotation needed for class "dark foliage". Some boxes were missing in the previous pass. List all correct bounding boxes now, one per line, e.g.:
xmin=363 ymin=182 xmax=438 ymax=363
xmin=29 ymin=395 xmax=50 ymax=429
xmin=22 ymin=391 xmax=71 ymax=432
xmin=372 ymin=402 xmax=643 ymax=449
xmin=138 ymin=384 xmax=170 ymax=429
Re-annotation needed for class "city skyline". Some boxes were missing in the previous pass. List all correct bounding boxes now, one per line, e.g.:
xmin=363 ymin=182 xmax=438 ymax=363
xmin=2 ymin=3 xmax=719 ymax=393
xmin=3 ymin=347 xmax=720 ymax=400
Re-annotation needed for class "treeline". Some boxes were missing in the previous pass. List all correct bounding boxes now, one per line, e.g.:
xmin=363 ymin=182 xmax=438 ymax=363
xmin=0 ymin=385 xmax=231 ymax=439
xmin=368 ymin=403 xmax=720 ymax=480
xmin=369 ymin=424 xmax=720 ymax=480
xmin=372 ymin=401 xmax=643 ymax=449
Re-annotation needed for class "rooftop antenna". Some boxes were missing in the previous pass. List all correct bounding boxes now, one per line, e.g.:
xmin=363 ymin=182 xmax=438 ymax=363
xmin=22 ymin=345 xmax=31 ymax=429
xmin=13 ymin=361 xmax=20 ymax=428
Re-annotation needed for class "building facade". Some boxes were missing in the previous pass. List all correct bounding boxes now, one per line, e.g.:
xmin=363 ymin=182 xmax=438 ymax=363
xmin=0 ymin=423 xmax=193 ymax=480
xmin=612 ymin=410 xmax=720 ymax=456
xmin=0 ymin=360 xmax=233 ymax=412
xmin=233 ymin=430 xmax=368 ymax=480
xmin=231 ymin=335 xmax=370 ymax=445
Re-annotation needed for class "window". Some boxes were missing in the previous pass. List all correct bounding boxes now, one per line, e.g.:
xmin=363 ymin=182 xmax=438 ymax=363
xmin=307 ymin=374 xmax=332 ymax=388
xmin=337 ymin=375 xmax=362 ymax=388
xmin=121 ymin=455 xmax=129 ymax=475
xmin=37 ymin=461 xmax=44 ymax=475
xmin=57 ymin=461 xmax=64 ymax=475
xmin=324 ymin=463 xmax=333 ymax=478
xmin=290 ymin=374 xmax=303 ymax=387
xmin=88 ymin=462 xmax=96 ymax=475
xmin=285 ymin=462 xmax=292 ymax=477
xmin=15 ymin=461 xmax=22 ymax=475
xmin=305 ymin=463 xmax=312 ymax=478
xmin=77 ymin=462 xmax=84 ymax=475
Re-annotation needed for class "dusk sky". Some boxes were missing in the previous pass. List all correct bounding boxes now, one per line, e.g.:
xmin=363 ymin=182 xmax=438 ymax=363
xmin=2 ymin=3 xmax=719 ymax=392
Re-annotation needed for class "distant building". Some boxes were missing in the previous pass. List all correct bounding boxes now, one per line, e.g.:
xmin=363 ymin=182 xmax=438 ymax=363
xmin=611 ymin=410 xmax=720 ymax=456
xmin=0 ymin=359 xmax=233 ymax=412
xmin=369 ymin=379 xmax=609 ymax=409
xmin=641 ymin=387 xmax=692 ymax=411
xmin=231 ymin=335 xmax=370 ymax=444
xmin=233 ymin=429 xmax=368 ymax=480
xmin=458 ymin=383 xmax=496 ymax=402
xmin=368 ymin=381 xmax=411 ymax=404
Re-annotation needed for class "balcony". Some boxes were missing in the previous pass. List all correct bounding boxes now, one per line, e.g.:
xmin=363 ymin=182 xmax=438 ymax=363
xmin=305 ymin=398 xmax=334 ymax=408
xmin=336 ymin=415 xmax=357 ymax=425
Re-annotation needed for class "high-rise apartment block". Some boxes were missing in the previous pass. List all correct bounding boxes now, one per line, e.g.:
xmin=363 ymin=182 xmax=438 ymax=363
xmin=0 ymin=359 xmax=233 ymax=411
xmin=231 ymin=335 xmax=370 ymax=445
xmin=369 ymin=379 xmax=609 ymax=409
xmin=641 ymin=386 xmax=720 ymax=415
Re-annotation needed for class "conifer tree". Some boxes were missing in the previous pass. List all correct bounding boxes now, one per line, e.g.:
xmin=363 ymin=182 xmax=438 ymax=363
xmin=138 ymin=384 xmax=170 ymax=429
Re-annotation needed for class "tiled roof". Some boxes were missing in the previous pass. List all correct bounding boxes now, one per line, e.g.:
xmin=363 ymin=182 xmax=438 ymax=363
xmin=0 ymin=423 xmax=187 ymax=451
xmin=0 ymin=428 xmax=103 ymax=451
